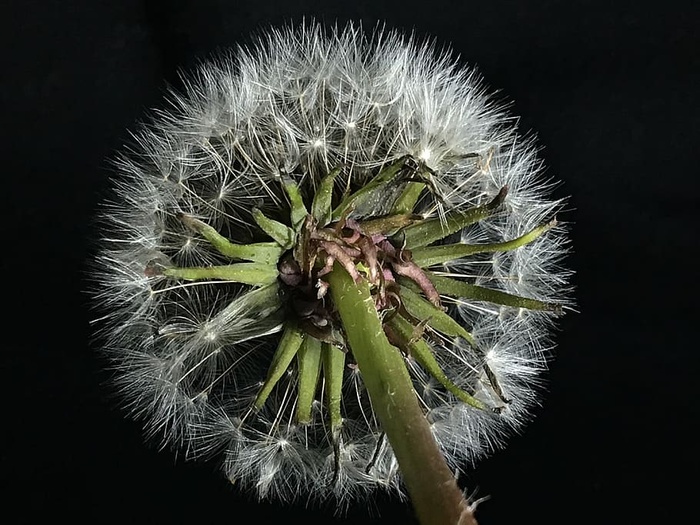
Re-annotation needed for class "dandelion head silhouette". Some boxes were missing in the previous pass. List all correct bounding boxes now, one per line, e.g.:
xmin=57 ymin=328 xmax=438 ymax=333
xmin=91 ymin=22 xmax=570 ymax=507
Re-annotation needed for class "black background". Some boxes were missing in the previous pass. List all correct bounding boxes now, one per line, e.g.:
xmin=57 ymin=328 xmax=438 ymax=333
xmin=2 ymin=1 xmax=698 ymax=523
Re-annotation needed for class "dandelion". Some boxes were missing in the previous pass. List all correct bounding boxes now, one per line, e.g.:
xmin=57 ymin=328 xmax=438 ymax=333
xmin=91 ymin=21 xmax=570 ymax=524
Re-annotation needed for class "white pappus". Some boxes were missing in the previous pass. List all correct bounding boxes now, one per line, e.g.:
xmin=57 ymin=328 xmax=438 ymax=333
xmin=90 ymin=21 xmax=571 ymax=509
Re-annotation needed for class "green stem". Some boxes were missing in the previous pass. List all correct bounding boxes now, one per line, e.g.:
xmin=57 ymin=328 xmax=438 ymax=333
xmin=327 ymin=265 xmax=477 ymax=525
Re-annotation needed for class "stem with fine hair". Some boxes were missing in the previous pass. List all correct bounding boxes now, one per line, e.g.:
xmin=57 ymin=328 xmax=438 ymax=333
xmin=326 ymin=265 xmax=478 ymax=525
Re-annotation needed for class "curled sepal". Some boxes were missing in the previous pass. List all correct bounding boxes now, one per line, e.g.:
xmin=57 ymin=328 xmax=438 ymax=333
xmin=311 ymin=166 xmax=342 ymax=226
xmin=254 ymin=324 xmax=305 ymax=410
xmin=398 ymin=284 xmax=476 ymax=346
xmin=179 ymin=213 xmax=283 ymax=264
xmin=427 ymin=272 xmax=562 ymax=313
xmin=295 ymin=336 xmax=323 ymax=425
xmin=410 ymin=219 xmax=556 ymax=267
xmin=398 ymin=186 xmax=507 ymax=249
xmin=252 ymin=208 xmax=296 ymax=249
xmin=161 ymin=262 xmax=278 ymax=286
xmin=385 ymin=314 xmax=487 ymax=410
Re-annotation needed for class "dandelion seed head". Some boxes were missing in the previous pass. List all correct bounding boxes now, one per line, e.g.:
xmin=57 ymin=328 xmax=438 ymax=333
xmin=90 ymin=21 xmax=571 ymax=507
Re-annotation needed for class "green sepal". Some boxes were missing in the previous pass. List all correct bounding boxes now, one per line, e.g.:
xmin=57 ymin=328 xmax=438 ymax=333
xmin=392 ymin=182 xmax=425 ymax=214
xmin=331 ymin=156 xmax=407 ymax=221
xmin=254 ymin=324 xmax=305 ymax=410
xmin=426 ymin=272 xmax=562 ymax=313
xmin=397 ymin=186 xmax=507 ymax=249
xmin=179 ymin=214 xmax=283 ymax=264
xmin=358 ymin=213 xmax=420 ymax=236
xmin=410 ymin=220 xmax=555 ymax=267
xmin=282 ymin=177 xmax=309 ymax=230
xmin=223 ymin=242 xmax=282 ymax=266
xmin=295 ymin=336 xmax=323 ymax=425
xmin=311 ymin=166 xmax=342 ymax=226
xmin=322 ymin=342 xmax=346 ymax=431
xmin=386 ymin=314 xmax=487 ymax=410
xmin=397 ymin=284 xmax=475 ymax=345
xmin=252 ymin=208 xmax=295 ymax=249
xmin=162 ymin=262 xmax=278 ymax=286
